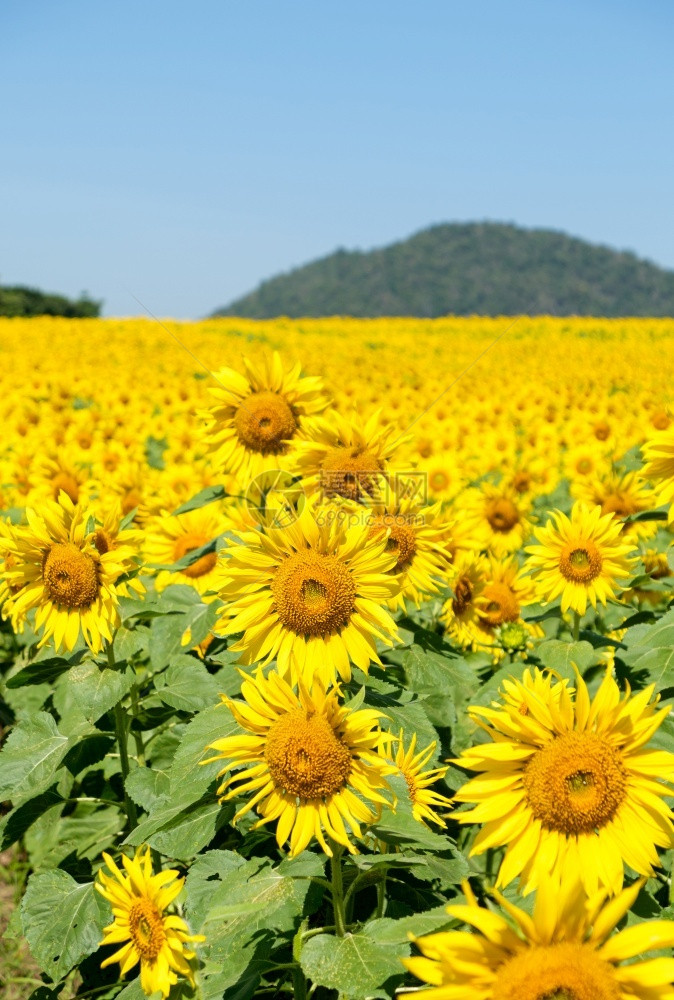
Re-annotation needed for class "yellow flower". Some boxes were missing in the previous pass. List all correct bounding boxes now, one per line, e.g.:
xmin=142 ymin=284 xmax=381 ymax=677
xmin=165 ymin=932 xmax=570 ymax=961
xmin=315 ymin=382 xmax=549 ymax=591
xmin=96 ymin=846 xmax=204 ymax=998
xmin=440 ymin=553 xmax=489 ymax=650
xmin=143 ymin=505 xmax=229 ymax=598
xmin=642 ymin=424 xmax=674 ymax=523
xmin=461 ymin=483 xmax=532 ymax=557
xmin=404 ymin=873 xmax=674 ymax=1000
xmin=453 ymin=666 xmax=674 ymax=895
xmin=386 ymin=730 xmax=452 ymax=827
xmin=525 ymin=502 xmax=636 ymax=615
xmin=203 ymin=669 xmax=394 ymax=856
xmin=574 ymin=468 xmax=657 ymax=538
xmin=292 ymin=409 xmax=407 ymax=504
xmin=202 ymin=352 xmax=329 ymax=479
xmin=367 ymin=495 xmax=451 ymax=610
xmin=215 ymin=501 xmax=401 ymax=687
xmin=0 ymin=493 xmax=142 ymax=654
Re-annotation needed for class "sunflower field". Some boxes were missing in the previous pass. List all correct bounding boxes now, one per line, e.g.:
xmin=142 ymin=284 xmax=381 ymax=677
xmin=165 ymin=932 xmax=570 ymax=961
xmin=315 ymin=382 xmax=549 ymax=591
xmin=1 ymin=314 xmax=674 ymax=1000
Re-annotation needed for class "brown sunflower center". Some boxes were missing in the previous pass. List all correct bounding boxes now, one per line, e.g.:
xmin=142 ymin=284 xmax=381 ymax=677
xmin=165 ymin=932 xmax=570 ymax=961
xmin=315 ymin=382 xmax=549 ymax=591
xmin=51 ymin=471 xmax=80 ymax=504
xmin=369 ymin=517 xmax=417 ymax=570
xmin=523 ymin=732 xmax=627 ymax=834
xmin=93 ymin=528 xmax=112 ymax=555
xmin=265 ymin=707 xmax=353 ymax=799
xmin=272 ymin=550 xmax=356 ymax=636
xmin=600 ymin=493 xmax=638 ymax=519
xmin=42 ymin=543 xmax=100 ymax=608
xmin=512 ymin=470 xmax=531 ymax=493
xmin=576 ymin=457 xmax=593 ymax=474
xmin=234 ymin=391 xmax=297 ymax=454
xmin=320 ymin=447 xmax=384 ymax=502
xmin=173 ymin=532 xmax=218 ymax=578
xmin=494 ymin=942 xmax=620 ymax=1000
xmin=478 ymin=581 xmax=520 ymax=627
xmin=452 ymin=575 xmax=473 ymax=615
xmin=430 ymin=470 xmax=450 ymax=491
xmin=559 ymin=541 xmax=603 ymax=583
xmin=486 ymin=498 xmax=520 ymax=533
xmin=128 ymin=898 xmax=166 ymax=962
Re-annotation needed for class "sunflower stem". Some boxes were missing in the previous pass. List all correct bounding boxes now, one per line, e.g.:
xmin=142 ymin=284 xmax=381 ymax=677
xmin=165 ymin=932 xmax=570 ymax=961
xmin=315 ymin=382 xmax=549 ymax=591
xmin=107 ymin=638 xmax=138 ymax=830
xmin=129 ymin=683 xmax=145 ymax=766
xmin=329 ymin=843 xmax=347 ymax=937
xmin=291 ymin=922 xmax=308 ymax=1000
xmin=375 ymin=873 xmax=386 ymax=918
xmin=572 ymin=611 xmax=581 ymax=642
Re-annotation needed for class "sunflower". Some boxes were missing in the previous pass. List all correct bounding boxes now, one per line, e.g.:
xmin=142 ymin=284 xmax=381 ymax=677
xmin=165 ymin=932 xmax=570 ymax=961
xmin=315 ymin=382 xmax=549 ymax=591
xmin=203 ymin=669 xmax=394 ymax=856
xmin=404 ymin=872 xmax=674 ymax=1000
xmin=642 ymin=424 xmax=674 ymax=523
xmin=90 ymin=500 xmax=146 ymax=598
xmin=461 ymin=483 xmax=532 ymax=557
xmin=385 ymin=730 xmax=452 ymax=827
xmin=96 ymin=846 xmax=204 ymax=998
xmin=452 ymin=666 xmax=674 ymax=895
xmin=202 ymin=352 xmax=329 ymax=479
xmin=215 ymin=501 xmax=401 ymax=687
xmin=440 ymin=553 xmax=489 ymax=650
xmin=292 ymin=409 xmax=408 ymax=505
xmin=0 ymin=493 xmax=142 ymax=654
xmin=143 ymin=506 xmax=230 ymax=598
xmin=525 ymin=502 xmax=637 ymax=615
xmin=367 ymin=495 xmax=451 ymax=610
xmin=574 ymin=468 xmax=657 ymax=539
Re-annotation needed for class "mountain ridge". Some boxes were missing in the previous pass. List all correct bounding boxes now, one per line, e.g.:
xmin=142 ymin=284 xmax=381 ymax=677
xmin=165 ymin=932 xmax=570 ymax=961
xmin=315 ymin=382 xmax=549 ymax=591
xmin=213 ymin=222 xmax=674 ymax=318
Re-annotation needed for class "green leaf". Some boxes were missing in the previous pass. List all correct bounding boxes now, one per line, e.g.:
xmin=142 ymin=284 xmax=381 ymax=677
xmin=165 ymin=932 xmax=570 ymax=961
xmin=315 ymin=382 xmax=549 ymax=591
xmin=621 ymin=608 xmax=674 ymax=687
xmin=0 ymin=713 xmax=70 ymax=803
xmin=125 ymin=765 xmax=171 ymax=810
xmin=167 ymin=703 xmax=239 ymax=798
xmin=536 ymin=639 xmax=596 ymax=678
xmin=173 ymin=484 xmax=228 ymax=515
xmin=300 ymin=928 xmax=407 ymax=997
xmin=21 ymin=870 xmax=106 ymax=981
xmin=140 ymin=800 xmax=231 ymax=861
xmin=155 ymin=657 xmax=222 ymax=713
xmin=185 ymin=850 xmax=254 ymax=930
xmin=200 ymin=861 xmax=309 ymax=960
xmin=6 ymin=651 xmax=85 ymax=688
xmin=68 ymin=660 xmax=136 ymax=723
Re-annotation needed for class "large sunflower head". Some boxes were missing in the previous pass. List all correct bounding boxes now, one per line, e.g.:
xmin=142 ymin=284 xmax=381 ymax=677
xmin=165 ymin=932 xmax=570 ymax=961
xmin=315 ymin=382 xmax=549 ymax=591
xmin=202 ymin=352 xmax=329 ymax=479
xmin=203 ymin=669 xmax=394 ymax=856
xmin=525 ymin=502 xmax=637 ymax=615
xmin=453 ymin=666 xmax=674 ymax=896
xmin=404 ymin=873 xmax=674 ymax=1000
xmin=96 ymin=846 xmax=204 ymax=998
xmin=215 ymin=500 xmax=401 ymax=687
xmin=0 ymin=493 xmax=143 ymax=654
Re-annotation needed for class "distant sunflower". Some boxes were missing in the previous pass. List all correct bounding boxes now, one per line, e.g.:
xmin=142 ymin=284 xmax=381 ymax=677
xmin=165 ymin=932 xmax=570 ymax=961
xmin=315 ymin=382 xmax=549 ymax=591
xmin=385 ymin=730 xmax=452 ymax=827
xmin=452 ymin=666 xmax=674 ymax=895
xmin=0 ymin=493 xmax=142 ymax=654
xmin=144 ymin=506 xmax=229 ymax=598
xmin=642 ymin=424 xmax=674 ymax=522
xmin=525 ymin=502 xmax=636 ymax=615
xmin=203 ymin=352 xmax=329 ymax=479
xmin=574 ymin=468 xmax=656 ymax=538
xmin=96 ymin=846 xmax=204 ymax=998
xmin=215 ymin=501 xmax=401 ymax=687
xmin=404 ymin=872 xmax=674 ymax=1000
xmin=203 ymin=669 xmax=394 ymax=856
xmin=292 ymin=409 xmax=407 ymax=505
xmin=462 ymin=483 xmax=532 ymax=557
xmin=367 ymin=496 xmax=451 ymax=610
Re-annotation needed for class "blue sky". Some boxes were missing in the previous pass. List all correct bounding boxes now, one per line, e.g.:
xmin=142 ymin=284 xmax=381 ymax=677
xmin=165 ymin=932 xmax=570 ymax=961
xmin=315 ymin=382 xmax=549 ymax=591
xmin=2 ymin=0 xmax=673 ymax=317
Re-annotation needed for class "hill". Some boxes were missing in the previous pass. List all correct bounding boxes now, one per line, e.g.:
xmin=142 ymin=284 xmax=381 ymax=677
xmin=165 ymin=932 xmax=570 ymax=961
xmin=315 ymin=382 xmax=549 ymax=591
xmin=0 ymin=284 xmax=101 ymax=318
xmin=214 ymin=222 xmax=674 ymax=317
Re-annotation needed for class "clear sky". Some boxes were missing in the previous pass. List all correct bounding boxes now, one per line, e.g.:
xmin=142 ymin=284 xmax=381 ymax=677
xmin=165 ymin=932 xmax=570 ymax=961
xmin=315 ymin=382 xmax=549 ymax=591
xmin=2 ymin=0 xmax=673 ymax=317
